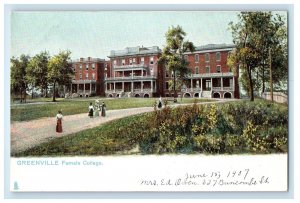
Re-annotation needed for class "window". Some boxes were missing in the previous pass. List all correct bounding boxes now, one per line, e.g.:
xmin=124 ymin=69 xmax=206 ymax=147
xmin=165 ymin=71 xmax=169 ymax=78
xmin=195 ymin=66 xmax=199 ymax=74
xmin=217 ymin=65 xmax=221 ymax=73
xmin=85 ymin=73 xmax=88 ymax=79
xmin=113 ymin=60 xmax=117 ymax=66
xmin=133 ymin=58 xmax=136 ymax=63
xmin=184 ymin=55 xmax=188 ymax=61
xmin=92 ymin=63 xmax=95 ymax=69
xmin=205 ymin=53 xmax=210 ymax=62
xmin=141 ymin=57 xmax=144 ymax=64
xmin=129 ymin=58 xmax=132 ymax=65
xmin=92 ymin=73 xmax=95 ymax=80
xmin=150 ymin=56 xmax=154 ymax=65
xmin=85 ymin=64 xmax=89 ymax=70
xmin=195 ymin=54 xmax=199 ymax=63
xmin=80 ymin=64 xmax=82 ymax=69
xmin=216 ymin=52 xmax=221 ymax=61
xmin=206 ymin=66 xmax=210 ymax=73
xmin=206 ymin=80 xmax=211 ymax=89
xmin=79 ymin=73 xmax=82 ymax=79
xmin=122 ymin=59 xmax=125 ymax=65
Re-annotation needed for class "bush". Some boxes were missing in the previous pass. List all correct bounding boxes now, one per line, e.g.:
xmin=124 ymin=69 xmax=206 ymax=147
xmin=138 ymin=100 xmax=288 ymax=154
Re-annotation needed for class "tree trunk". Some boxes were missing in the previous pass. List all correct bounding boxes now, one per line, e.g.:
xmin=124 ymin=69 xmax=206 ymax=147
xmin=262 ymin=61 xmax=265 ymax=94
xmin=45 ymin=86 xmax=48 ymax=98
xmin=52 ymin=82 xmax=56 ymax=102
xmin=247 ymin=66 xmax=254 ymax=101
xmin=173 ymin=70 xmax=177 ymax=102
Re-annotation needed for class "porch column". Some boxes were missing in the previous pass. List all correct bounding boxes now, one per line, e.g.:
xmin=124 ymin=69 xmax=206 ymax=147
xmin=123 ymin=71 xmax=124 ymax=77
xmin=233 ymin=77 xmax=235 ymax=91
xmin=190 ymin=79 xmax=193 ymax=91
xmin=90 ymin=82 xmax=92 ymax=94
xmin=77 ymin=84 xmax=79 ymax=93
xmin=95 ymin=83 xmax=97 ymax=93
xmin=110 ymin=83 xmax=112 ymax=90
xmin=221 ymin=77 xmax=223 ymax=91
xmin=83 ymin=81 xmax=86 ymax=95
xmin=113 ymin=82 xmax=116 ymax=93
xmin=151 ymin=80 xmax=153 ymax=92
xmin=201 ymin=78 xmax=203 ymax=92
xmin=131 ymin=82 xmax=134 ymax=92
xmin=122 ymin=82 xmax=124 ymax=92
xmin=105 ymin=82 xmax=107 ymax=92
xmin=132 ymin=70 xmax=134 ymax=78
xmin=141 ymin=81 xmax=143 ymax=92
xmin=70 ymin=84 xmax=72 ymax=93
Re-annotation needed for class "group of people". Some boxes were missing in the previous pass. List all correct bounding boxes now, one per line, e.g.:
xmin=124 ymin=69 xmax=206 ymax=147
xmin=55 ymin=101 xmax=107 ymax=133
xmin=88 ymin=102 xmax=106 ymax=118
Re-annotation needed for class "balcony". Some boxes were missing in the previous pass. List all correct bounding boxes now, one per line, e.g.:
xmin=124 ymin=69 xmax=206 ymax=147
xmin=180 ymin=86 xmax=234 ymax=92
xmin=191 ymin=72 xmax=234 ymax=78
xmin=72 ymin=79 xmax=97 ymax=84
xmin=114 ymin=64 xmax=148 ymax=70
xmin=105 ymin=75 xmax=157 ymax=82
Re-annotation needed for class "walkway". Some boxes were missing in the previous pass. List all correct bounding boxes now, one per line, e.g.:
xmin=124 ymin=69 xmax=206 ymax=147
xmin=10 ymin=99 xmax=235 ymax=154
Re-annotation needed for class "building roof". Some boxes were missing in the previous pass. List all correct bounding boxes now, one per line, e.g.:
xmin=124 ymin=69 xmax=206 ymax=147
xmin=195 ymin=43 xmax=235 ymax=51
xmin=71 ymin=57 xmax=105 ymax=63
xmin=108 ymin=46 xmax=161 ymax=58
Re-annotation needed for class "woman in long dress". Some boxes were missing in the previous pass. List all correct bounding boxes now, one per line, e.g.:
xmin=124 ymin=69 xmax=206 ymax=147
xmin=101 ymin=102 xmax=106 ymax=117
xmin=88 ymin=103 xmax=94 ymax=118
xmin=56 ymin=110 xmax=63 ymax=133
xmin=94 ymin=105 xmax=100 ymax=117
xmin=158 ymin=96 xmax=162 ymax=109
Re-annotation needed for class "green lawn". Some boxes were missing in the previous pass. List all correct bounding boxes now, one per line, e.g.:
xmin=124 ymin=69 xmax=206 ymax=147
xmin=11 ymin=97 xmax=213 ymax=122
xmin=12 ymin=99 xmax=288 ymax=157
xmin=13 ymin=113 xmax=149 ymax=157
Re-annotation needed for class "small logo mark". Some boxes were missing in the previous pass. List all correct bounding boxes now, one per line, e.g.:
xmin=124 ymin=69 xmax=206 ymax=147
xmin=13 ymin=181 xmax=19 ymax=190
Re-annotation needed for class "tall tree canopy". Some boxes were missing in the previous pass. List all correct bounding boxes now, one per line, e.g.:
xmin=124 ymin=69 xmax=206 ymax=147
xmin=47 ymin=50 xmax=73 ymax=102
xmin=228 ymin=12 xmax=287 ymax=101
xmin=26 ymin=51 xmax=50 ymax=98
xmin=158 ymin=25 xmax=195 ymax=101
xmin=11 ymin=54 xmax=30 ymax=102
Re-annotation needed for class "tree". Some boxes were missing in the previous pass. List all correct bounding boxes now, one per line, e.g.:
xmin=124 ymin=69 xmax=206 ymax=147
xmin=158 ymin=25 xmax=195 ymax=101
xmin=47 ymin=50 xmax=73 ymax=102
xmin=228 ymin=12 xmax=287 ymax=101
xmin=10 ymin=55 xmax=30 ymax=102
xmin=26 ymin=51 xmax=50 ymax=98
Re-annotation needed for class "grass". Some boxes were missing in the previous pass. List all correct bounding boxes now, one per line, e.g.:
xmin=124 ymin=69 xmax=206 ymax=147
xmin=12 ymin=99 xmax=288 ymax=157
xmin=11 ymin=97 xmax=213 ymax=122
xmin=13 ymin=113 xmax=148 ymax=157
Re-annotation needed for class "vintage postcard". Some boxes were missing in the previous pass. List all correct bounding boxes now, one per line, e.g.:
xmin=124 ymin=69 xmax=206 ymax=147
xmin=9 ymin=9 xmax=288 ymax=192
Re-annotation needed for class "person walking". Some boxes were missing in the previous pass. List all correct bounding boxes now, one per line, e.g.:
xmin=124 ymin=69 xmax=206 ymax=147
xmin=88 ymin=102 xmax=94 ymax=118
xmin=56 ymin=110 xmax=63 ymax=133
xmin=158 ymin=96 xmax=163 ymax=109
xmin=94 ymin=104 xmax=100 ymax=117
xmin=101 ymin=102 xmax=106 ymax=117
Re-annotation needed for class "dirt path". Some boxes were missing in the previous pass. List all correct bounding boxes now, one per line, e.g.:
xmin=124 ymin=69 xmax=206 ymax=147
xmin=10 ymin=100 xmax=235 ymax=154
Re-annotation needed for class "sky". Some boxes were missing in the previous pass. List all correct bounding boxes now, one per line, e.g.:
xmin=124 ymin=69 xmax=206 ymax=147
xmin=10 ymin=11 xmax=286 ymax=60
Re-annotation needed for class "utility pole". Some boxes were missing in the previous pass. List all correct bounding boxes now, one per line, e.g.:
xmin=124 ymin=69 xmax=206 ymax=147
xmin=269 ymin=48 xmax=273 ymax=102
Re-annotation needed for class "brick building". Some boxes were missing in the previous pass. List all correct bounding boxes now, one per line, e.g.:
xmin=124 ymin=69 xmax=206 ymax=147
xmin=70 ymin=57 xmax=110 ymax=97
xmin=175 ymin=44 xmax=239 ymax=99
xmin=105 ymin=46 xmax=162 ymax=98
xmin=70 ymin=44 xmax=239 ymax=99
